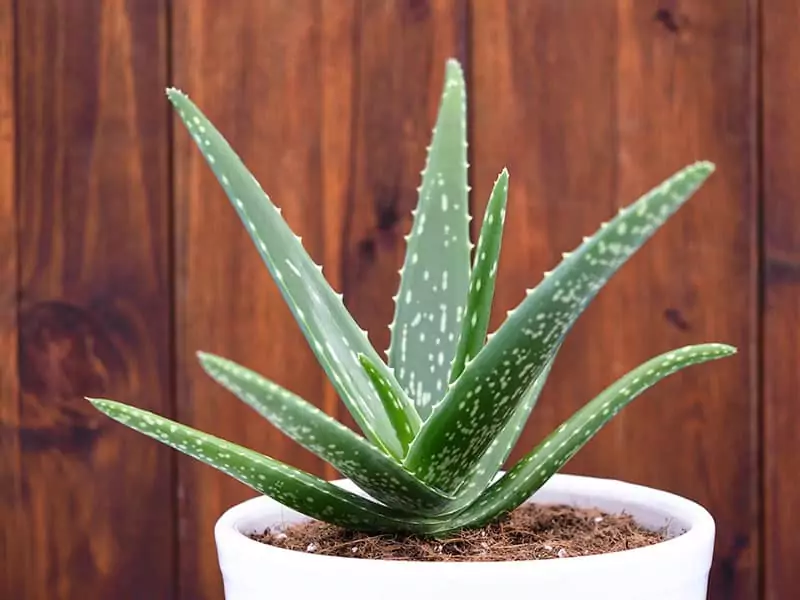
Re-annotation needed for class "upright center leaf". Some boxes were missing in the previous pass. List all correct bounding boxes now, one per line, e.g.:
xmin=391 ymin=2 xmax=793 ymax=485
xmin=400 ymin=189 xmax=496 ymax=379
xmin=387 ymin=60 xmax=471 ymax=419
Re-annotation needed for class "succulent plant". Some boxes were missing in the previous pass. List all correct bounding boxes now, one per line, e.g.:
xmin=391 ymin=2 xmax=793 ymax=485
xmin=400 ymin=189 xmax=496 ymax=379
xmin=89 ymin=59 xmax=735 ymax=536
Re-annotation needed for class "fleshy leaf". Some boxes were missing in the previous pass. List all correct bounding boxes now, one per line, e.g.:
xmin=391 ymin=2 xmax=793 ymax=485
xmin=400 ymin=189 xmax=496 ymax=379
xmin=404 ymin=162 xmax=716 ymax=493
xmin=358 ymin=354 xmax=421 ymax=455
xmin=387 ymin=59 xmax=471 ymax=419
xmin=433 ymin=343 xmax=737 ymax=533
xmin=198 ymin=352 xmax=447 ymax=513
xmin=167 ymin=89 xmax=417 ymax=459
xmin=86 ymin=398 xmax=425 ymax=532
xmin=446 ymin=351 xmax=558 ymax=510
xmin=449 ymin=168 xmax=509 ymax=382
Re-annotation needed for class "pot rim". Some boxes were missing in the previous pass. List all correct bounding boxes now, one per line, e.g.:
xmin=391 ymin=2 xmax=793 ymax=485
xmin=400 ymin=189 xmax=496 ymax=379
xmin=214 ymin=473 xmax=714 ymax=572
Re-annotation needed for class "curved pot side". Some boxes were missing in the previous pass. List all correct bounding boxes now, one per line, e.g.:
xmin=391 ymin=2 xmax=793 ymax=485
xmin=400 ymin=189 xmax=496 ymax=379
xmin=214 ymin=474 xmax=715 ymax=600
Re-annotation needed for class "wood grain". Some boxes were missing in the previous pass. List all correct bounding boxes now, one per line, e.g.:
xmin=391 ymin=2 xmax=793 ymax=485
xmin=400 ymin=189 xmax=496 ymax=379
xmin=0 ymin=2 xmax=778 ymax=599
xmin=763 ymin=1 xmax=800 ymax=598
xmin=470 ymin=2 xmax=758 ymax=599
xmin=10 ymin=1 xmax=174 ymax=598
xmin=0 ymin=0 xmax=19 ymax=592
xmin=340 ymin=0 xmax=466 ymax=430
xmin=172 ymin=2 xmax=466 ymax=597
xmin=173 ymin=2 xmax=346 ymax=597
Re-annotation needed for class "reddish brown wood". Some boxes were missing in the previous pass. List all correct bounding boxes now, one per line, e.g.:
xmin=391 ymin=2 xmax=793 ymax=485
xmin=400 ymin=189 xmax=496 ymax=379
xmin=763 ymin=1 xmax=800 ymax=598
xmin=173 ymin=2 xmax=345 ymax=597
xmin=0 ymin=0 xmax=19 ymax=592
xmin=340 ymin=0 xmax=467 ymax=430
xmin=10 ymin=1 xmax=175 ymax=598
xmin=172 ymin=2 xmax=466 ymax=597
xmin=470 ymin=2 xmax=758 ymax=599
xmin=0 ymin=2 xmax=776 ymax=598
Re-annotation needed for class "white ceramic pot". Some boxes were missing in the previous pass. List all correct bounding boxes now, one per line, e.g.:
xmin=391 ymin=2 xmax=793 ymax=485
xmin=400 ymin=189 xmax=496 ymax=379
xmin=214 ymin=473 xmax=715 ymax=600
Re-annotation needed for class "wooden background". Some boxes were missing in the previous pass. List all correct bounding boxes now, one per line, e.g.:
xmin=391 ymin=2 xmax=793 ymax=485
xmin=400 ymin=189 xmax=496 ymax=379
xmin=1 ymin=1 xmax=797 ymax=599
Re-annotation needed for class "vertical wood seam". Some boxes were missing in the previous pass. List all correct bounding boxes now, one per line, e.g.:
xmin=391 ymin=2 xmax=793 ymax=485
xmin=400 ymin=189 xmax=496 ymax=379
xmin=11 ymin=0 xmax=18 ymax=411
xmin=753 ymin=0 xmax=766 ymax=596
xmin=165 ymin=0 xmax=180 ymax=597
xmin=10 ymin=0 xmax=21 ymax=590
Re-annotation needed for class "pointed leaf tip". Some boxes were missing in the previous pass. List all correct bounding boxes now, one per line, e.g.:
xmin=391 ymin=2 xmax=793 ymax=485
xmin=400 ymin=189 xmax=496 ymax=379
xmin=697 ymin=159 xmax=715 ymax=172
xmin=166 ymin=87 xmax=188 ymax=103
xmin=358 ymin=353 xmax=421 ymax=455
xmin=448 ymin=167 xmax=509 ymax=382
xmin=405 ymin=161 xmax=718 ymax=493
xmin=445 ymin=58 xmax=464 ymax=77
xmin=168 ymin=91 xmax=418 ymax=458
xmin=198 ymin=352 xmax=449 ymax=512
xmin=387 ymin=54 xmax=471 ymax=418
xmin=440 ymin=342 xmax=736 ymax=532
xmin=86 ymin=398 xmax=455 ymax=533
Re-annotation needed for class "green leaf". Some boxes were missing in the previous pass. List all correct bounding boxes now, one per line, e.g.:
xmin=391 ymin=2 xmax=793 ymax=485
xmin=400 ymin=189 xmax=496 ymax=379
xmin=387 ymin=59 xmax=471 ymax=419
xmin=404 ymin=162 xmax=716 ymax=493
xmin=198 ymin=352 xmax=448 ymax=514
xmin=434 ymin=343 xmax=736 ymax=533
xmin=449 ymin=168 xmax=509 ymax=382
xmin=167 ymin=89 xmax=417 ymax=460
xmin=87 ymin=398 xmax=420 ymax=532
xmin=358 ymin=354 xmax=421 ymax=455
xmin=446 ymin=351 xmax=558 ymax=510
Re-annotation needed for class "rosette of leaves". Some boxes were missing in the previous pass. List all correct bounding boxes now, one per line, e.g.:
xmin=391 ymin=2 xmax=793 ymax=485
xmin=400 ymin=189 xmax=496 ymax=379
xmin=89 ymin=59 xmax=735 ymax=536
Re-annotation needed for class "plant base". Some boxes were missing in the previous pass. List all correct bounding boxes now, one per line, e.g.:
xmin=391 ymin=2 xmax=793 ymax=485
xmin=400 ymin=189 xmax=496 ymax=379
xmin=251 ymin=503 xmax=664 ymax=561
xmin=214 ymin=474 xmax=715 ymax=600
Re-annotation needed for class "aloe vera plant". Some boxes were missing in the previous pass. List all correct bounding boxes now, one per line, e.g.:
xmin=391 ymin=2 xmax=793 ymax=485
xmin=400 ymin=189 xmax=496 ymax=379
xmin=89 ymin=59 xmax=735 ymax=536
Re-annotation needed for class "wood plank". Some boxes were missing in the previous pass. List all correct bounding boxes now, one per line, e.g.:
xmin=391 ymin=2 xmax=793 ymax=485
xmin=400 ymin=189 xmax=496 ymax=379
xmin=13 ymin=1 xmax=174 ymax=598
xmin=172 ymin=2 xmax=348 ymax=598
xmin=0 ymin=0 xmax=20 ymax=593
xmin=339 ymin=0 xmax=467 ymax=430
xmin=470 ymin=2 xmax=758 ymax=599
xmin=763 ymin=1 xmax=800 ymax=598
xmin=172 ymin=1 xmax=465 ymax=597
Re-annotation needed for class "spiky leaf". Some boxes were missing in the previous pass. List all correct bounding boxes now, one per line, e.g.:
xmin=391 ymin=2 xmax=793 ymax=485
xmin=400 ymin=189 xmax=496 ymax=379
xmin=433 ymin=343 xmax=736 ymax=533
xmin=404 ymin=162 xmax=715 ymax=493
xmin=167 ymin=89 xmax=416 ymax=460
xmin=450 ymin=168 xmax=509 ymax=382
xmin=87 ymin=398 xmax=429 ymax=532
xmin=387 ymin=59 xmax=471 ymax=418
xmin=358 ymin=354 xmax=420 ymax=455
xmin=447 ymin=352 xmax=558 ymax=509
xmin=198 ymin=352 xmax=451 ymax=513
